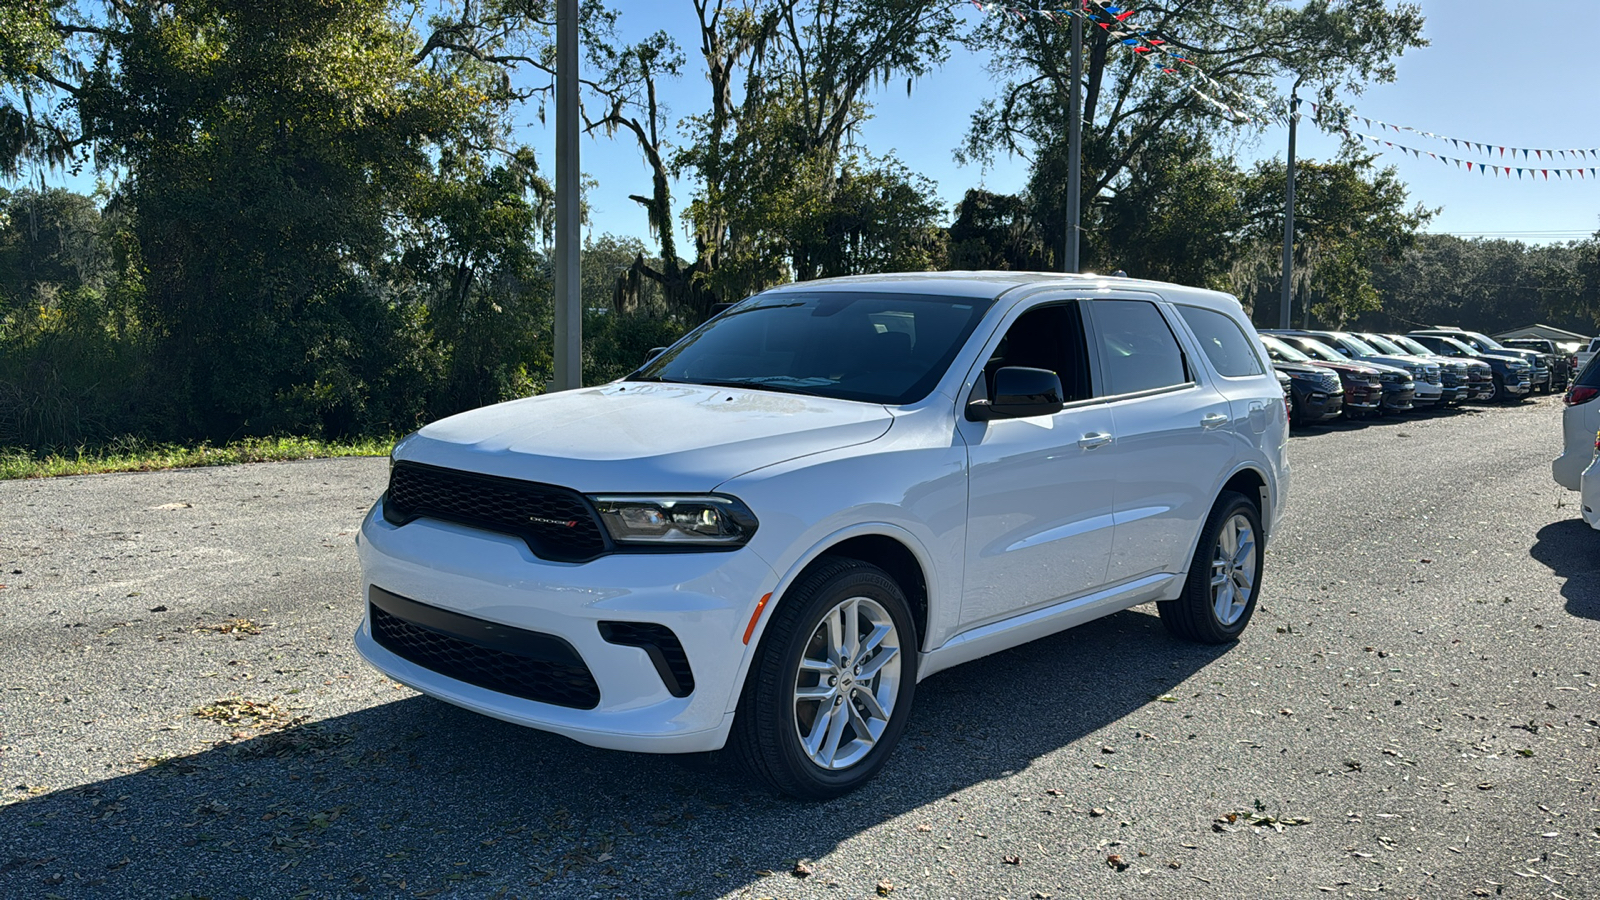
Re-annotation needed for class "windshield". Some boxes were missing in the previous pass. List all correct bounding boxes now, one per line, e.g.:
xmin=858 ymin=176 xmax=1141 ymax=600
xmin=1467 ymin=332 xmax=1505 ymax=350
xmin=1439 ymin=336 xmax=1481 ymax=357
xmin=630 ymin=290 xmax=994 ymax=404
xmin=1260 ymin=334 xmax=1313 ymax=363
xmin=1388 ymin=334 xmax=1433 ymax=356
xmin=1360 ymin=333 xmax=1408 ymax=355
xmin=1331 ymin=334 xmax=1383 ymax=357
xmin=1280 ymin=335 xmax=1347 ymax=363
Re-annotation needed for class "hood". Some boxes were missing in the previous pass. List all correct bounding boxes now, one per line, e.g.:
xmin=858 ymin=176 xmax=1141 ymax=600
xmin=1270 ymin=361 xmax=1330 ymax=377
xmin=1360 ymin=354 xmax=1427 ymax=373
xmin=1312 ymin=360 xmax=1383 ymax=379
xmin=396 ymin=382 xmax=895 ymax=493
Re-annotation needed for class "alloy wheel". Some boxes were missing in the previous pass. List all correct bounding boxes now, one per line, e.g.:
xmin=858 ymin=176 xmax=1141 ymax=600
xmin=1209 ymin=513 xmax=1257 ymax=626
xmin=792 ymin=596 xmax=902 ymax=770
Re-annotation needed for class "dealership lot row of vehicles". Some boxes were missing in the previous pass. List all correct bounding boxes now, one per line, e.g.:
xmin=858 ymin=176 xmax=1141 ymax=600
xmin=1256 ymin=326 xmax=1574 ymax=427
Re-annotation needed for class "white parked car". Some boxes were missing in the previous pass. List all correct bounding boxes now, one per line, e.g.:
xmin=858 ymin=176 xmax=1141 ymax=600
xmin=1581 ymin=442 xmax=1600 ymax=530
xmin=1557 ymin=356 xmax=1600 ymax=529
xmin=356 ymin=272 xmax=1290 ymax=797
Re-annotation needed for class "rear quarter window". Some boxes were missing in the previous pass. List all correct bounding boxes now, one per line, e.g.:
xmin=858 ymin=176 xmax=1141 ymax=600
xmin=1176 ymin=305 xmax=1265 ymax=377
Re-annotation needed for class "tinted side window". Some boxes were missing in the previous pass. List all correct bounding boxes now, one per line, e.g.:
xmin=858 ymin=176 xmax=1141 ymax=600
xmin=1090 ymin=300 xmax=1189 ymax=396
xmin=984 ymin=302 xmax=1092 ymax=402
xmin=1176 ymin=305 xmax=1264 ymax=377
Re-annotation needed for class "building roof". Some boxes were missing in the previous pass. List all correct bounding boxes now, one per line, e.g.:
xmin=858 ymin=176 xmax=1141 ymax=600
xmin=1491 ymin=323 xmax=1591 ymax=343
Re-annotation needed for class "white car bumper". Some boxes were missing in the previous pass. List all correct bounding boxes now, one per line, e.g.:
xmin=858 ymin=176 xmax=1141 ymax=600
xmin=355 ymin=499 xmax=779 ymax=753
xmin=1582 ymin=455 xmax=1600 ymax=530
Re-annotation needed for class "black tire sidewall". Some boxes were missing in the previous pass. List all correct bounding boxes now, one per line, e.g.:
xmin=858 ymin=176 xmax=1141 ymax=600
xmin=1164 ymin=492 xmax=1263 ymax=644
xmin=741 ymin=561 xmax=918 ymax=799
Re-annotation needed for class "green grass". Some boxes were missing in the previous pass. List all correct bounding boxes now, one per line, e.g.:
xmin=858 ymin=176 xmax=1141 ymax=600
xmin=0 ymin=435 xmax=394 ymax=480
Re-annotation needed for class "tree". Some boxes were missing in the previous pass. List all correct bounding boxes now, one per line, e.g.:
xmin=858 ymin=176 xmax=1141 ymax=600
xmin=1239 ymin=152 xmax=1431 ymax=326
xmin=594 ymin=0 xmax=959 ymax=316
xmin=963 ymin=0 xmax=1427 ymax=265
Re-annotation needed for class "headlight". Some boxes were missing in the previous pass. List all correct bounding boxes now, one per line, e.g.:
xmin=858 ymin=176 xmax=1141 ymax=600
xmin=589 ymin=494 xmax=759 ymax=547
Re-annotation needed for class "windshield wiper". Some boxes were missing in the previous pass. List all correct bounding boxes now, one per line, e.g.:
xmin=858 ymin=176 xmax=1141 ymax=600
xmin=681 ymin=377 xmax=828 ymax=397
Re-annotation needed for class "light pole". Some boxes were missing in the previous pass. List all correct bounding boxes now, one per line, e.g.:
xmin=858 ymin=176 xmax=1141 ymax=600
xmin=1064 ymin=4 xmax=1083 ymax=274
xmin=1278 ymin=80 xmax=1303 ymax=330
xmin=553 ymin=0 xmax=582 ymax=391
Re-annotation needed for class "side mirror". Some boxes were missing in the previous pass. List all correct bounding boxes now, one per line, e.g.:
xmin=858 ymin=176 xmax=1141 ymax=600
xmin=967 ymin=367 xmax=1065 ymax=421
xmin=643 ymin=346 xmax=668 ymax=365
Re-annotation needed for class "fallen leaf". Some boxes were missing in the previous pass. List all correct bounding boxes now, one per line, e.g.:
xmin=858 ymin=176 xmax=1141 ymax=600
xmin=1003 ymin=855 xmax=1021 ymax=865
xmin=1106 ymin=854 xmax=1129 ymax=872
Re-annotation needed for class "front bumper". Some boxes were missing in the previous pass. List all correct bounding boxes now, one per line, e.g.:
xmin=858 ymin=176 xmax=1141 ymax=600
xmin=355 ymin=499 xmax=779 ymax=753
xmin=1380 ymin=385 xmax=1416 ymax=411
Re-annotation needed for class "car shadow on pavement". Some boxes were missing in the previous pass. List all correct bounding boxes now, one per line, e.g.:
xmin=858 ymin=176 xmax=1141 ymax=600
xmin=1530 ymin=518 xmax=1600 ymax=621
xmin=0 ymin=609 xmax=1227 ymax=899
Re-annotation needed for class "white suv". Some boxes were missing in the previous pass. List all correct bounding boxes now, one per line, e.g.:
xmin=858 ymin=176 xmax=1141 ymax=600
xmin=356 ymin=273 xmax=1290 ymax=798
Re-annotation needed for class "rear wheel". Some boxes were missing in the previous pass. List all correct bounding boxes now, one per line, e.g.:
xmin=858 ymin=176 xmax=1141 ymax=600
xmin=732 ymin=558 xmax=917 ymax=799
xmin=1159 ymin=492 xmax=1263 ymax=644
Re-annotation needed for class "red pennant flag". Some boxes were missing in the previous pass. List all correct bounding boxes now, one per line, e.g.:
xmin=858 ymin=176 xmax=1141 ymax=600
xmin=1467 ymin=161 xmax=1473 ymax=171
xmin=1536 ymin=150 xmax=1543 ymax=161
xmin=1500 ymin=147 xmax=1506 ymax=158
xmin=1542 ymin=169 xmax=1549 ymax=179
xmin=1115 ymin=9 xmax=1135 ymax=20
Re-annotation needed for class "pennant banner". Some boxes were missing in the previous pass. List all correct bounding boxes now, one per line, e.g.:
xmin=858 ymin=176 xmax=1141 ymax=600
xmin=1345 ymin=129 xmax=1596 ymax=180
xmin=1315 ymin=103 xmax=1599 ymax=161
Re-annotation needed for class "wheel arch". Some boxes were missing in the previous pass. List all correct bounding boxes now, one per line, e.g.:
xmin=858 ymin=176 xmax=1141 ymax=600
xmin=725 ymin=525 xmax=935 ymax=716
xmin=1218 ymin=465 xmax=1271 ymax=538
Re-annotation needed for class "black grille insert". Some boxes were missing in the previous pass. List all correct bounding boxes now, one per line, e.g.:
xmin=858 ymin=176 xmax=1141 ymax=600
xmin=384 ymin=461 xmax=608 ymax=562
xmin=369 ymin=586 xmax=600 ymax=709
xmin=598 ymin=622 xmax=695 ymax=697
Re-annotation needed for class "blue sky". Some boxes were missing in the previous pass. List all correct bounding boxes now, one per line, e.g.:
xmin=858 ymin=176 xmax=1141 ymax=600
xmin=560 ymin=0 xmax=1600 ymax=248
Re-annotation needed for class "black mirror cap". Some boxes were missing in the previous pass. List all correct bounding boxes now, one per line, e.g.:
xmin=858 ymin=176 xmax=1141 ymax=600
xmin=968 ymin=366 xmax=1065 ymax=420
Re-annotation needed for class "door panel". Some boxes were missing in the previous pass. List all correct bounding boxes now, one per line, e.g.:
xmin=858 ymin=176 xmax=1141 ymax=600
xmin=1084 ymin=298 xmax=1237 ymax=584
xmin=959 ymin=405 xmax=1118 ymax=627
xmin=1104 ymin=387 xmax=1234 ymax=582
xmin=957 ymin=299 xmax=1115 ymax=628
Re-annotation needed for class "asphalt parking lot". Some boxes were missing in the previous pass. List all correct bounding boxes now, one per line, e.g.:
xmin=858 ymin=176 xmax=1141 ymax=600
xmin=2 ymin=395 xmax=1597 ymax=900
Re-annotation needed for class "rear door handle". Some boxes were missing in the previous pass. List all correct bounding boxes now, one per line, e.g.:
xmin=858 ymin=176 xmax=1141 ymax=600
xmin=1078 ymin=432 xmax=1113 ymax=449
xmin=1201 ymin=413 xmax=1229 ymax=429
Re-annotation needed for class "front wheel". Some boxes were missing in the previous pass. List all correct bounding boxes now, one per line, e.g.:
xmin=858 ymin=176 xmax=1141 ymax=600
xmin=732 ymin=558 xmax=917 ymax=799
xmin=1158 ymin=492 xmax=1264 ymax=644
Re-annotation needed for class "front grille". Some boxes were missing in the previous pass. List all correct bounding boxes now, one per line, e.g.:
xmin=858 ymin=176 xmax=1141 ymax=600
xmin=1424 ymin=370 xmax=1441 ymax=384
xmin=599 ymin=622 xmax=695 ymax=697
xmin=385 ymin=461 xmax=607 ymax=562
xmin=369 ymin=587 xmax=600 ymax=709
xmin=1319 ymin=373 xmax=1342 ymax=392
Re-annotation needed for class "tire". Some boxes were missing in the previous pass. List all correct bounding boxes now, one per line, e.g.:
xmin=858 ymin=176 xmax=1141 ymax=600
xmin=1158 ymin=491 xmax=1263 ymax=644
xmin=731 ymin=558 xmax=918 ymax=800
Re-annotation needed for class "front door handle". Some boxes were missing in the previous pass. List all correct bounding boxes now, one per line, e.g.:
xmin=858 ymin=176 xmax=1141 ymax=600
xmin=1201 ymin=413 xmax=1229 ymax=429
xmin=1078 ymin=432 xmax=1113 ymax=450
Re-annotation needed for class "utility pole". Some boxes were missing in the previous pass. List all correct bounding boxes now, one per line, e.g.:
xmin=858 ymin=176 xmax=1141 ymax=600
xmin=1064 ymin=4 xmax=1083 ymax=274
xmin=553 ymin=0 xmax=582 ymax=391
xmin=1278 ymin=82 xmax=1302 ymax=330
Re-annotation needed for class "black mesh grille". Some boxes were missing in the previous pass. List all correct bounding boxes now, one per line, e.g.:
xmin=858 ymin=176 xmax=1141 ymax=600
xmin=385 ymin=461 xmax=607 ymax=562
xmin=599 ymin=622 xmax=695 ymax=698
xmin=370 ymin=589 xmax=600 ymax=710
